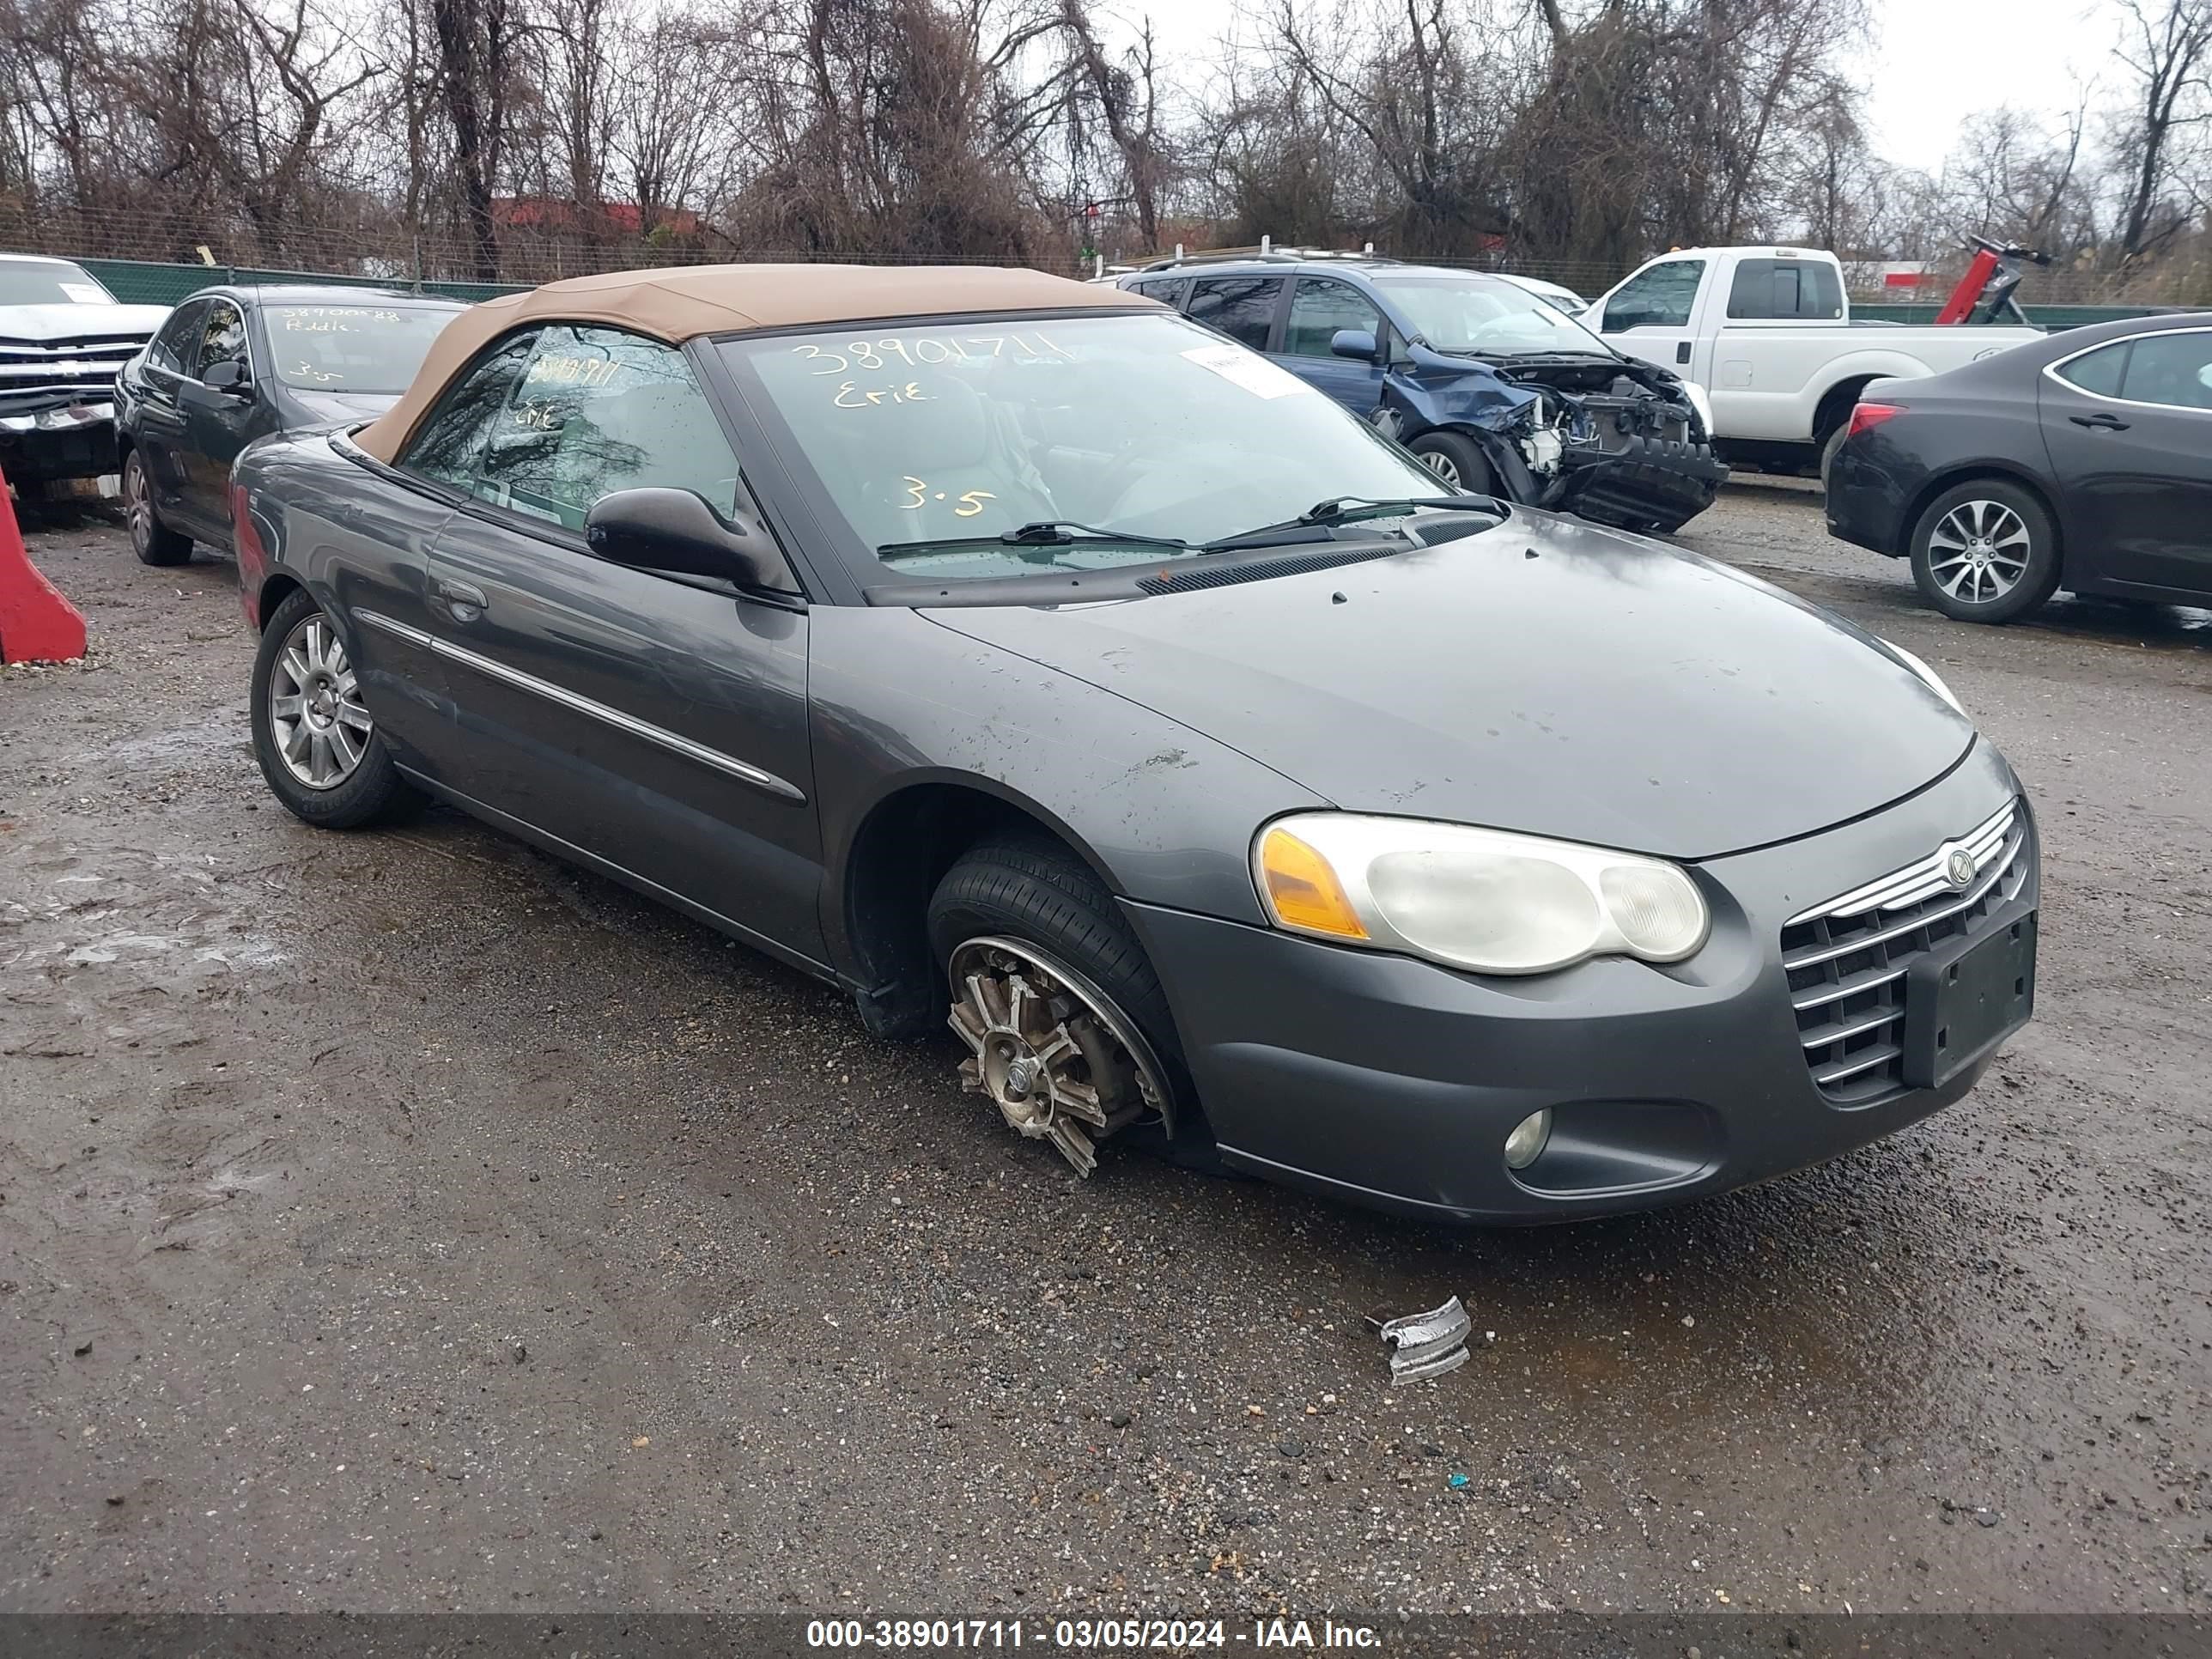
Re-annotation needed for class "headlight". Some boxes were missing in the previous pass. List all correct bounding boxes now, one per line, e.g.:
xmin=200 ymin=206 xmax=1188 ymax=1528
xmin=1254 ymin=814 xmax=1709 ymax=975
xmin=1881 ymin=640 xmax=1966 ymax=716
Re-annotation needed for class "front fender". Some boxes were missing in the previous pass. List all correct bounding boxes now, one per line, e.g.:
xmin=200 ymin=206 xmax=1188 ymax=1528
xmin=1379 ymin=361 xmax=1540 ymax=441
xmin=805 ymin=604 xmax=1328 ymax=981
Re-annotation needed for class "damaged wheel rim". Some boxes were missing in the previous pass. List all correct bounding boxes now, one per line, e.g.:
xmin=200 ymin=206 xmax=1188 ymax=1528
xmin=946 ymin=936 xmax=1171 ymax=1176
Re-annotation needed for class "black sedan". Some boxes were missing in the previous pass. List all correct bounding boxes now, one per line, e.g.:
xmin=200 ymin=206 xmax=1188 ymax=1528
xmin=113 ymin=284 xmax=463 ymax=566
xmin=231 ymin=264 xmax=2038 ymax=1224
xmin=1827 ymin=310 xmax=2212 ymax=623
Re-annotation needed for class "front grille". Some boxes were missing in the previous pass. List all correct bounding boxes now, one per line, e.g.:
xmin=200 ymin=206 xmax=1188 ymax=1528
xmin=0 ymin=334 xmax=149 ymax=399
xmin=1780 ymin=800 xmax=2031 ymax=1105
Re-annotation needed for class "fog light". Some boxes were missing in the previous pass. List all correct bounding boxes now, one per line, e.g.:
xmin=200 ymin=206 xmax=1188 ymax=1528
xmin=1503 ymin=1108 xmax=1553 ymax=1171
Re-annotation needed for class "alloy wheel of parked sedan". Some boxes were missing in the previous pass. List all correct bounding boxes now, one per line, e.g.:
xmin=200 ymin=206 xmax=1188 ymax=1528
xmin=1926 ymin=500 xmax=2030 ymax=604
xmin=123 ymin=450 xmax=191 ymax=567
xmin=267 ymin=611 xmax=374 ymax=789
xmin=1908 ymin=479 xmax=2061 ymax=624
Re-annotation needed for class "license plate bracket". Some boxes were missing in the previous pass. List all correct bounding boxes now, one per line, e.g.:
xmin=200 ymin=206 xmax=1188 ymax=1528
xmin=1902 ymin=908 xmax=2037 ymax=1090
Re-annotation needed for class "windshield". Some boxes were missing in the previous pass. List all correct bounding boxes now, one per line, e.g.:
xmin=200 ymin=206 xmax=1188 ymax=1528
xmin=0 ymin=259 xmax=115 ymax=307
xmin=1370 ymin=274 xmax=1613 ymax=357
xmin=264 ymin=304 xmax=460 ymax=394
xmin=720 ymin=312 xmax=1444 ymax=580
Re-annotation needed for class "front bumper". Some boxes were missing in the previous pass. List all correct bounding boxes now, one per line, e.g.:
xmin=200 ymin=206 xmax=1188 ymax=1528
xmin=0 ymin=399 xmax=119 ymax=487
xmin=1124 ymin=745 xmax=2033 ymax=1223
xmin=1555 ymin=436 xmax=1729 ymax=533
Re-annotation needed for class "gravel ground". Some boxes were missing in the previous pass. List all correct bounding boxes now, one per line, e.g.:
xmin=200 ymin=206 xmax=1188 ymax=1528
xmin=1 ymin=483 xmax=2207 ymax=1618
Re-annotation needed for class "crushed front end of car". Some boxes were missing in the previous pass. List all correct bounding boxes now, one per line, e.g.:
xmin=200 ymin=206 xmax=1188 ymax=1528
xmin=1382 ymin=348 xmax=1728 ymax=533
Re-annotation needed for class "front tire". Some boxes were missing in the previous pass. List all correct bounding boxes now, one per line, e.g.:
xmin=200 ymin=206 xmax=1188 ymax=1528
xmin=1908 ymin=479 xmax=2060 ymax=623
xmin=123 ymin=449 xmax=192 ymax=566
xmin=928 ymin=836 xmax=1204 ymax=1176
xmin=1406 ymin=429 xmax=1498 ymax=496
xmin=250 ymin=588 xmax=419 ymax=829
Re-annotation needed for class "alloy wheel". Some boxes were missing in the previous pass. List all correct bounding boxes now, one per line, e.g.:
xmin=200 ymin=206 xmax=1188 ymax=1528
xmin=267 ymin=613 xmax=373 ymax=790
xmin=946 ymin=935 xmax=1170 ymax=1176
xmin=124 ymin=454 xmax=152 ymax=554
xmin=1418 ymin=451 xmax=1462 ymax=489
xmin=1925 ymin=500 xmax=2030 ymax=605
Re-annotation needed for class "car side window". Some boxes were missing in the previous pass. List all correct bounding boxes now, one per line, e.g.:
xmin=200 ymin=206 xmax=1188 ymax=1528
xmin=2051 ymin=342 xmax=2129 ymax=398
xmin=2117 ymin=331 xmax=2212 ymax=411
xmin=1601 ymin=261 xmax=1705 ymax=332
xmin=1130 ymin=276 xmax=1188 ymax=307
xmin=1187 ymin=276 xmax=1284 ymax=350
xmin=398 ymin=331 xmax=541 ymax=490
xmin=1724 ymin=258 xmax=1844 ymax=321
xmin=196 ymin=301 xmax=248 ymax=380
xmin=148 ymin=301 xmax=209 ymax=374
xmin=1283 ymin=277 xmax=1383 ymax=357
xmin=466 ymin=326 xmax=741 ymax=532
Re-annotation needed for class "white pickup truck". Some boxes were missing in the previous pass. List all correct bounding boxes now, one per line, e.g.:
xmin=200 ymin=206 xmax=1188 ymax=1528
xmin=1584 ymin=246 xmax=2044 ymax=477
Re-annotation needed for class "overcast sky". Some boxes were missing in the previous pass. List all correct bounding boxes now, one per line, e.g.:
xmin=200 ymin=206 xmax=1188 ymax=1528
xmin=1104 ymin=0 xmax=2120 ymax=177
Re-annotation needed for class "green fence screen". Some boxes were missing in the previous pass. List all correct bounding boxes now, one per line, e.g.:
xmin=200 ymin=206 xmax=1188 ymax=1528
xmin=79 ymin=258 xmax=522 ymax=308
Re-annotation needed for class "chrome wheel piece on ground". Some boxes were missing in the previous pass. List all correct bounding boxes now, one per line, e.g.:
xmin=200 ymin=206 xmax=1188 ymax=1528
xmin=946 ymin=935 xmax=1170 ymax=1176
xmin=1925 ymin=500 xmax=2029 ymax=604
xmin=267 ymin=614 xmax=374 ymax=789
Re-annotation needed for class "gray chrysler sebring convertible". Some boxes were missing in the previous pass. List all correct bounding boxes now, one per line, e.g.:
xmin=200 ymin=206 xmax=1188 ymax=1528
xmin=229 ymin=264 xmax=2039 ymax=1223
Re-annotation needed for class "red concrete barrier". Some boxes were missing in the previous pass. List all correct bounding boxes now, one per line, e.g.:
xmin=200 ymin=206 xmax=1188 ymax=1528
xmin=0 ymin=468 xmax=88 ymax=664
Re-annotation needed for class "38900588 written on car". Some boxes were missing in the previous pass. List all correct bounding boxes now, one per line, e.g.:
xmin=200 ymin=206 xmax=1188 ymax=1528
xmin=229 ymin=264 xmax=2039 ymax=1224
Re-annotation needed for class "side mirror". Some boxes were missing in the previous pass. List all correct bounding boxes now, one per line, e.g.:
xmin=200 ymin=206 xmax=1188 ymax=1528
xmin=1330 ymin=328 xmax=1380 ymax=363
xmin=203 ymin=359 xmax=252 ymax=395
xmin=585 ymin=487 xmax=793 ymax=592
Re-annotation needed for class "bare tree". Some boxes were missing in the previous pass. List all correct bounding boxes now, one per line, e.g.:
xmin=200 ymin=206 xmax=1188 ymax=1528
xmin=2110 ymin=0 xmax=2212 ymax=263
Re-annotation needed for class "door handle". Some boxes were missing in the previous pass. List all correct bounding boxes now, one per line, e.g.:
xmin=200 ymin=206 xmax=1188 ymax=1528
xmin=2070 ymin=411 xmax=2129 ymax=431
xmin=1674 ymin=341 xmax=1692 ymax=364
xmin=433 ymin=578 xmax=487 ymax=621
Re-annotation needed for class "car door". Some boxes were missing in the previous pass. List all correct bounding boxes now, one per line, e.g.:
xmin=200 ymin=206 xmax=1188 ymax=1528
xmin=131 ymin=298 xmax=209 ymax=520
xmin=400 ymin=323 xmax=826 ymax=963
xmin=1595 ymin=257 xmax=1707 ymax=378
xmin=2039 ymin=328 xmax=2212 ymax=599
xmin=176 ymin=296 xmax=277 ymax=541
xmin=1276 ymin=276 xmax=1388 ymax=416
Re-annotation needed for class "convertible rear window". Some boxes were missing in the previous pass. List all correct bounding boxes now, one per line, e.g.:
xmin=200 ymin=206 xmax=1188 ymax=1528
xmin=719 ymin=313 xmax=1443 ymax=581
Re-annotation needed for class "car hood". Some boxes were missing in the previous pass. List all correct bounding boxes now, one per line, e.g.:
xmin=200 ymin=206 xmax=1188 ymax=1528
xmin=0 ymin=301 xmax=170 ymax=343
xmin=288 ymin=389 xmax=400 ymax=425
xmin=923 ymin=511 xmax=1976 ymax=860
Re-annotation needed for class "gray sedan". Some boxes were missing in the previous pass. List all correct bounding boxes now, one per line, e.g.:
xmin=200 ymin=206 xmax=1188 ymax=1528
xmin=230 ymin=264 xmax=2039 ymax=1222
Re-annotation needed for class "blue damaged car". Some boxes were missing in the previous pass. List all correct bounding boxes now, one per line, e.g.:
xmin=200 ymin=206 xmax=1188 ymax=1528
xmin=1117 ymin=253 xmax=1727 ymax=532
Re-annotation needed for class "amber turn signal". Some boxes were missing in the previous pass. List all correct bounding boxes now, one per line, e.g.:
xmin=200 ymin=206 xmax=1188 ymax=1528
xmin=1257 ymin=824 xmax=1369 ymax=939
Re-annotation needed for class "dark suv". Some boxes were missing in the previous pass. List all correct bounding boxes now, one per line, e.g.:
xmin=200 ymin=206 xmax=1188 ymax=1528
xmin=1116 ymin=253 xmax=1725 ymax=532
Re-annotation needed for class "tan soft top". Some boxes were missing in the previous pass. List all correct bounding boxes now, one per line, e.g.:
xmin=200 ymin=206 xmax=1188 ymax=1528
xmin=353 ymin=263 xmax=1157 ymax=463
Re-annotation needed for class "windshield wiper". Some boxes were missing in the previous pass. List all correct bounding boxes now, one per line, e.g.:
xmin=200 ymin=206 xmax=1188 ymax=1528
xmin=878 ymin=520 xmax=1188 ymax=562
xmin=1202 ymin=494 xmax=1498 ymax=552
xmin=996 ymin=520 xmax=1187 ymax=549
